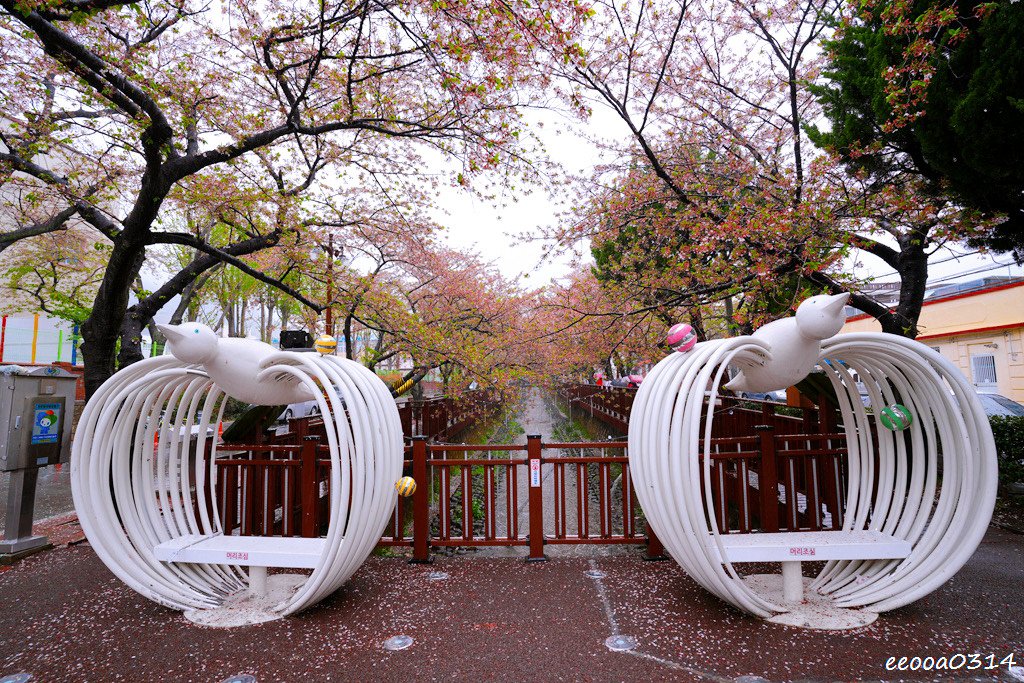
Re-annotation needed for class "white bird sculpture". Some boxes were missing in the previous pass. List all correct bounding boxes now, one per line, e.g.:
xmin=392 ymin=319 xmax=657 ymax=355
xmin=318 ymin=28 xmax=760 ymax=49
xmin=157 ymin=322 xmax=314 ymax=405
xmin=724 ymin=292 xmax=850 ymax=393
xmin=630 ymin=293 xmax=997 ymax=626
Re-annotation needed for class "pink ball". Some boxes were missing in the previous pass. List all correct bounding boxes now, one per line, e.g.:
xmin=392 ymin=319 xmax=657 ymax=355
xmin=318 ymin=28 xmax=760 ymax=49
xmin=665 ymin=323 xmax=697 ymax=353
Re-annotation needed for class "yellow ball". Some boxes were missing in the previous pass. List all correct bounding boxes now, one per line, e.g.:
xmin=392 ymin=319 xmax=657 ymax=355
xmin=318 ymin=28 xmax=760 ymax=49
xmin=313 ymin=334 xmax=337 ymax=355
xmin=395 ymin=476 xmax=417 ymax=497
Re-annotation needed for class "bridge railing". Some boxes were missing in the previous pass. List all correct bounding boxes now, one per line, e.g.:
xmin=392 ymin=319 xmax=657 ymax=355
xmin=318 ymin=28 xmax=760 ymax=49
xmin=210 ymin=393 xmax=850 ymax=558
xmin=396 ymin=389 xmax=503 ymax=441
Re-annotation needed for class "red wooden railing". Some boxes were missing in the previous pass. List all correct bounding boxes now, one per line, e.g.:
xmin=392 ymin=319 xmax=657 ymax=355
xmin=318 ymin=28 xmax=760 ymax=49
xmin=395 ymin=390 xmax=503 ymax=441
xmin=559 ymin=382 xmax=814 ymax=436
xmin=233 ymin=390 xmax=503 ymax=446
xmin=214 ymin=440 xmax=333 ymax=538
xmin=210 ymin=393 xmax=852 ymax=561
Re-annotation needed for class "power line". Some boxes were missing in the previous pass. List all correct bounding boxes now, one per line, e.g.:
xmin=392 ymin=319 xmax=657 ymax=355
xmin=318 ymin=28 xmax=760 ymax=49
xmin=923 ymin=258 xmax=1020 ymax=286
xmin=855 ymin=253 xmax=1018 ymax=287
xmin=857 ymin=248 xmax=983 ymax=281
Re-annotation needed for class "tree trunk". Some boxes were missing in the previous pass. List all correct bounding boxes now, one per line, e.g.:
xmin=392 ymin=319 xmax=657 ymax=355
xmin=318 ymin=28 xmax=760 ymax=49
xmin=116 ymin=312 xmax=147 ymax=368
xmin=888 ymin=232 xmax=929 ymax=338
xmin=344 ymin=315 xmax=354 ymax=360
xmin=80 ymin=239 xmax=147 ymax=398
xmin=259 ymin=295 xmax=267 ymax=343
xmin=688 ymin=306 xmax=707 ymax=341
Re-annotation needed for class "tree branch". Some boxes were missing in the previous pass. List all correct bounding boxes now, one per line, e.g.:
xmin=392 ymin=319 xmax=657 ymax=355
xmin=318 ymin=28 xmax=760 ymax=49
xmin=147 ymin=231 xmax=323 ymax=311
xmin=0 ymin=204 xmax=79 ymax=253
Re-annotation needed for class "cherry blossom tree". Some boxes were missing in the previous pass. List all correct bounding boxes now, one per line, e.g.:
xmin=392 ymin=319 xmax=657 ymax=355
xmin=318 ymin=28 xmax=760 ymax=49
xmin=544 ymin=0 xmax=984 ymax=348
xmin=542 ymin=0 xmax=845 ymax=350
xmin=0 ymin=0 xmax=590 ymax=395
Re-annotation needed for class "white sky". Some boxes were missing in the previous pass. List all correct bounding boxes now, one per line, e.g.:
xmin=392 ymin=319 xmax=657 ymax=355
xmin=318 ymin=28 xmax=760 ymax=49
xmin=141 ymin=106 xmax=1021 ymax=331
xmin=439 ymin=109 xmax=1023 ymax=291
xmin=435 ymin=107 xmax=619 ymax=287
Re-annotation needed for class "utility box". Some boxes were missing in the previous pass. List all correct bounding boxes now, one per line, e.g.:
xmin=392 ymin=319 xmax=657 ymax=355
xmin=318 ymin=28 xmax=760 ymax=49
xmin=0 ymin=365 xmax=77 ymax=472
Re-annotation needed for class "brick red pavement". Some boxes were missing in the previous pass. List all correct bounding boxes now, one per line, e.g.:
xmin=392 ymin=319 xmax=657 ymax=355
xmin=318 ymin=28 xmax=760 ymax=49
xmin=0 ymin=528 xmax=1021 ymax=682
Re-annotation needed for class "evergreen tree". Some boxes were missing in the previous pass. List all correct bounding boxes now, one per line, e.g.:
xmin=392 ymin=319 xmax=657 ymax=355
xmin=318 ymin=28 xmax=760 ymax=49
xmin=811 ymin=0 xmax=1024 ymax=256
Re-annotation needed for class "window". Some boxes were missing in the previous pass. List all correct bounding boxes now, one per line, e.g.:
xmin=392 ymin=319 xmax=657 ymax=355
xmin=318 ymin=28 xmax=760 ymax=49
xmin=970 ymin=354 xmax=997 ymax=386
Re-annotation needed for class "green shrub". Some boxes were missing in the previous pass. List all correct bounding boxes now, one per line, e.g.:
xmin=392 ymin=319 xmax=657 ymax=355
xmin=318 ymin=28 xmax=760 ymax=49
xmin=990 ymin=415 xmax=1024 ymax=487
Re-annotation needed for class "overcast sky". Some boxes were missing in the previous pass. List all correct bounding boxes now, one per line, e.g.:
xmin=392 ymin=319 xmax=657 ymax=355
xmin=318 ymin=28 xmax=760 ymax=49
xmin=136 ymin=104 xmax=1022 ymax=332
xmin=439 ymin=109 xmax=1023 ymax=292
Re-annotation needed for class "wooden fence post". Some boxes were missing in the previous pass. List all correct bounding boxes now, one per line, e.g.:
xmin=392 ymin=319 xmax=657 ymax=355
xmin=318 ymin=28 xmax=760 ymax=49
xmin=644 ymin=522 xmax=668 ymax=561
xmin=755 ymin=424 xmax=780 ymax=532
xmin=410 ymin=436 xmax=432 ymax=563
xmin=300 ymin=436 xmax=320 ymax=537
xmin=526 ymin=434 xmax=546 ymax=562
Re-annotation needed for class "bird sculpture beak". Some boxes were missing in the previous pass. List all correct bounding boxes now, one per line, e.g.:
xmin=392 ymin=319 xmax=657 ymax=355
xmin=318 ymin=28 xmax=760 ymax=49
xmin=156 ymin=323 xmax=185 ymax=342
xmin=824 ymin=292 xmax=851 ymax=314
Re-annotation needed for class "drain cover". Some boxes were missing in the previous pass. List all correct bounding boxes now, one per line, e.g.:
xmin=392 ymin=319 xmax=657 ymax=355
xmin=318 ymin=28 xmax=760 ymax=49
xmin=604 ymin=635 xmax=637 ymax=652
xmin=584 ymin=569 xmax=607 ymax=579
xmin=0 ymin=675 xmax=32 ymax=683
xmin=221 ymin=676 xmax=256 ymax=683
xmin=383 ymin=635 xmax=414 ymax=651
xmin=426 ymin=571 xmax=449 ymax=580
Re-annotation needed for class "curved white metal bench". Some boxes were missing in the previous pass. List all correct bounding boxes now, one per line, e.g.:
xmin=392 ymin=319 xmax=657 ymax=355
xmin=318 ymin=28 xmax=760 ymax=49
xmin=72 ymin=349 xmax=402 ymax=622
xmin=629 ymin=328 xmax=997 ymax=626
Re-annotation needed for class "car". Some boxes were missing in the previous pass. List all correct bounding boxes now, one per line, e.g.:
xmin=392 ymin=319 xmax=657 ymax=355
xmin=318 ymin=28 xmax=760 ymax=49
xmin=738 ymin=390 xmax=786 ymax=402
xmin=976 ymin=393 xmax=1024 ymax=416
xmin=279 ymin=401 xmax=321 ymax=421
xmin=279 ymin=385 xmax=347 ymax=421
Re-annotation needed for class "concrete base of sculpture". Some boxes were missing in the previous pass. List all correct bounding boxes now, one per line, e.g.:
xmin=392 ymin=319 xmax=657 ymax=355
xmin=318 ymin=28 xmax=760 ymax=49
xmin=183 ymin=574 xmax=308 ymax=627
xmin=744 ymin=574 xmax=878 ymax=630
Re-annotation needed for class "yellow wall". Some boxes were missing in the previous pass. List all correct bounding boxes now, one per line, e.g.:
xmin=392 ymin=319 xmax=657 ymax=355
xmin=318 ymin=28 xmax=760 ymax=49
xmin=841 ymin=284 xmax=1024 ymax=401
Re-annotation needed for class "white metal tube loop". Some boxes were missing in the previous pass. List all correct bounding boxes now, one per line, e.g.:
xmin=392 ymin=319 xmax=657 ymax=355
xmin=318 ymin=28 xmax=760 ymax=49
xmin=629 ymin=332 xmax=996 ymax=618
xmin=72 ymin=353 xmax=402 ymax=617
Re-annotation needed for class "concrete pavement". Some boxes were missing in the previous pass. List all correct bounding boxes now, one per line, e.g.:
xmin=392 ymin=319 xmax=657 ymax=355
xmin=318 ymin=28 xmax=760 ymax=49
xmin=1 ymin=527 xmax=1021 ymax=682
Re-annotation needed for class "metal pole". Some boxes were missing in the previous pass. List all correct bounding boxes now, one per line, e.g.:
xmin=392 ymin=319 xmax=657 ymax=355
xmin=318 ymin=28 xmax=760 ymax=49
xmin=0 ymin=469 xmax=50 ymax=556
xmin=30 ymin=314 xmax=39 ymax=363
xmin=325 ymin=234 xmax=333 ymax=338
xmin=249 ymin=566 xmax=268 ymax=596
xmin=71 ymin=324 xmax=79 ymax=365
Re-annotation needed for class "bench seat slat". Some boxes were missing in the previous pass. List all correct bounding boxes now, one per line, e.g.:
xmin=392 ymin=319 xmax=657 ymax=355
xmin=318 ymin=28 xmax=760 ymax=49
xmin=712 ymin=530 xmax=911 ymax=563
xmin=154 ymin=534 xmax=326 ymax=569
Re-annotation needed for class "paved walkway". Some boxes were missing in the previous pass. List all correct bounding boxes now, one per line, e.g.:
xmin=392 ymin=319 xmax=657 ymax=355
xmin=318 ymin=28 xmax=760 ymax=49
xmin=1 ymin=527 xmax=1021 ymax=682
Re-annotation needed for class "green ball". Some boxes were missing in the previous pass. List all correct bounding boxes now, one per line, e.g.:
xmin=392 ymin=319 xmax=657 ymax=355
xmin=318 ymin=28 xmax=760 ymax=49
xmin=879 ymin=404 xmax=913 ymax=431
